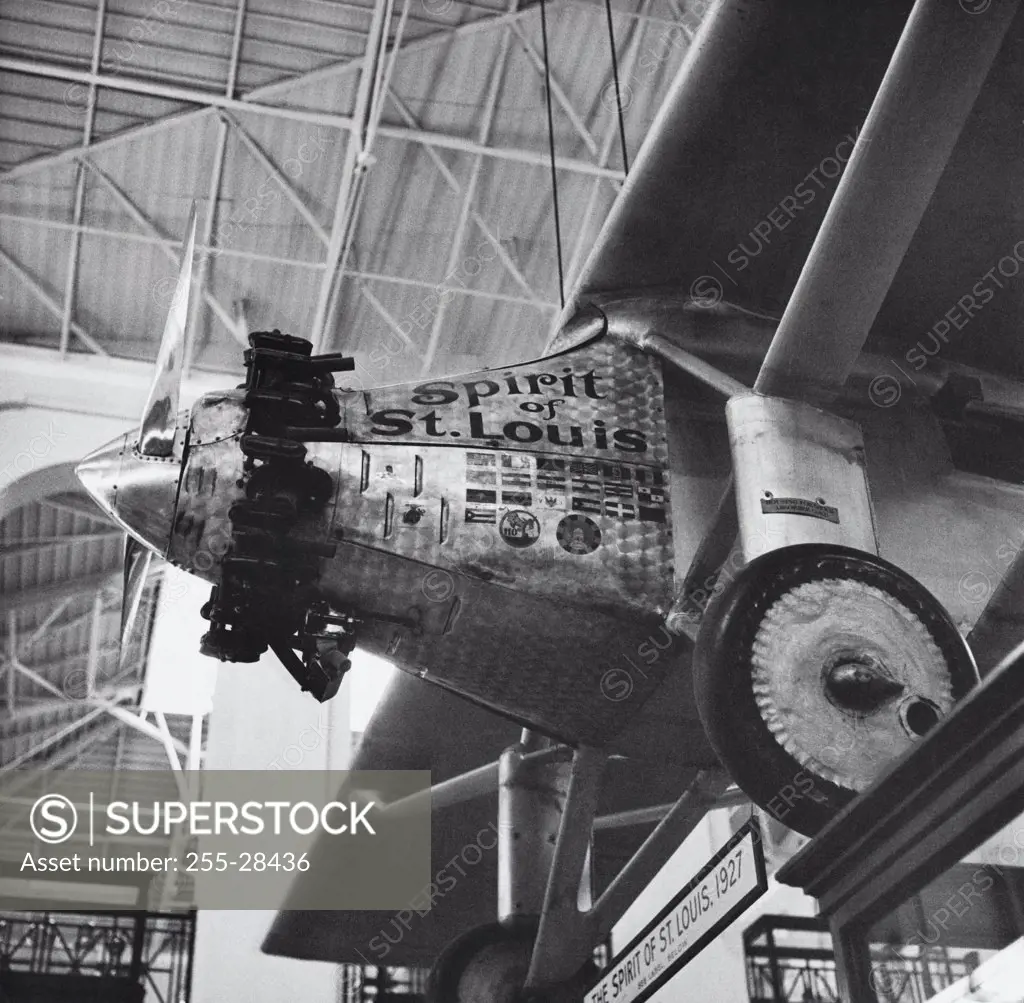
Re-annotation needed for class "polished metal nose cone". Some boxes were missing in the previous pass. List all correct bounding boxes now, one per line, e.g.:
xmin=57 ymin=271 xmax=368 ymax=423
xmin=75 ymin=430 xmax=181 ymax=556
xmin=75 ymin=434 xmax=129 ymax=524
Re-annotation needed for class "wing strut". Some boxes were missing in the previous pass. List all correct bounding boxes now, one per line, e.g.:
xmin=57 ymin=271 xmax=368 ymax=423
xmin=756 ymin=0 xmax=1019 ymax=400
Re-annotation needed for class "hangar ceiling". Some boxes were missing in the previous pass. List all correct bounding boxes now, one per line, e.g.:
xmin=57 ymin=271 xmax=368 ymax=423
xmin=0 ymin=0 xmax=701 ymax=779
xmin=0 ymin=0 xmax=698 ymax=377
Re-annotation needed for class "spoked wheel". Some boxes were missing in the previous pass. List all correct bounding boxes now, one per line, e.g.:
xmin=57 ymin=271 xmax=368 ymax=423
xmin=426 ymin=921 xmax=596 ymax=1003
xmin=694 ymin=544 xmax=977 ymax=836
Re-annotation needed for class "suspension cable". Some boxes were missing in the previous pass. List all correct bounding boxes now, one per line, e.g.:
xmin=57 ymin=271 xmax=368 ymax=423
xmin=603 ymin=0 xmax=629 ymax=174
xmin=539 ymin=0 xmax=566 ymax=309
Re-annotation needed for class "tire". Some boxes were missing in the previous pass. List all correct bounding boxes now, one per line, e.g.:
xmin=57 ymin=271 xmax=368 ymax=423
xmin=427 ymin=921 xmax=536 ymax=1003
xmin=426 ymin=920 xmax=597 ymax=1003
xmin=693 ymin=544 xmax=977 ymax=836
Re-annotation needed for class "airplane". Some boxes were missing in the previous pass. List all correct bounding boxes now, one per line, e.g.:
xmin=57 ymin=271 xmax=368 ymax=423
xmin=73 ymin=0 xmax=1024 ymax=997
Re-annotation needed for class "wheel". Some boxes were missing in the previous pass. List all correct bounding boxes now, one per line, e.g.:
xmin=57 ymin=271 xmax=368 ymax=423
xmin=427 ymin=922 xmax=535 ymax=1003
xmin=426 ymin=921 xmax=597 ymax=1003
xmin=693 ymin=544 xmax=977 ymax=836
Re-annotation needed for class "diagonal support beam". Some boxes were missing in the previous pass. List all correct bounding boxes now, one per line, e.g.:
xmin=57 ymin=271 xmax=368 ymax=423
xmin=565 ymin=0 xmax=688 ymax=28
xmin=509 ymin=20 xmax=602 ymax=163
xmin=526 ymin=758 xmax=730 ymax=988
xmin=153 ymin=710 xmax=183 ymax=773
xmin=310 ymin=0 xmax=408 ymax=352
xmin=421 ymin=9 xmax=517 ymax=375
xmin=358 ymin=283 xmax=425 ymax=360
xmin=225 ymin=0 xmax=248 ymax=100
xmin=248 ymin=2 xmax=571 ymax=103
xmin=0 ymin=720 xmax=124 ymax=828
xmin=1 ymin=571 xmax=120 ymax=614
xmin=153 ymin=710 xmax=189 ymax=802
xmin=221 ymin=111 xmax=330 ymax=245
xmin=387 ymin=90 xmax=551 ymax=312
xmin=101 ymin=705 xmax=191 ymax=758
xmin=0 ymin=706 xmax=110 ymax=772
xmin=16 ymin=597 xmax=73 ymax=660
xmin=59 ymin=0 xmax=109 ymax=358
xmin=82 ymin=159 xmax=247 ymax=346
xmin=0 ymin=245 xmax=108 ymax=354
xmin=4 ymin=659 xmax=188 ymax=756
xmin=0 ymin=685 xmax=141 ymax=727
xmin=755 ymin=0 xmax=1020 ymax=399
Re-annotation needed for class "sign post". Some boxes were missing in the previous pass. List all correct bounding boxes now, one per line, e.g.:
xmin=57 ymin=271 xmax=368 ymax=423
xmin=584 ymin=817 xmax=767 ymax=1003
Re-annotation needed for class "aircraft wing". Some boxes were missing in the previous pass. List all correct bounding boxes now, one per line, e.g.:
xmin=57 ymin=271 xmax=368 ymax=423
xmin=263 ymin=656 xmax=712 ymax=965
xmin=560 ymin=0 xmax=1024 ymax=386
xmin=557 ymin=0 xmax=914 ymax=331
xmin=262 ymin=671 xmax=517 ymax=965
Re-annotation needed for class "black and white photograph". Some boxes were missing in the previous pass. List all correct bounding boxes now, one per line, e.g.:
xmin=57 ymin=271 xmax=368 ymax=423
xmin=2 ymin=0 xmax=1024 ymax=1000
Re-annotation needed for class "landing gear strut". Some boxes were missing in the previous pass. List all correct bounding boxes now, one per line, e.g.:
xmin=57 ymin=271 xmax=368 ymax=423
xmin=423 ymin=734 xmax=737 ymax=1001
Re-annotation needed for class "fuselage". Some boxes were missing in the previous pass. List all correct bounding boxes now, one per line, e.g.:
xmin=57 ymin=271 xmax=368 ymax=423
xmin=83 ymin=338 xmax=685 ymax=746
xmin=76 ymin=327 xmax=1024 ymax=747
xmin=77 ymin=340 xmax=688 ymax=745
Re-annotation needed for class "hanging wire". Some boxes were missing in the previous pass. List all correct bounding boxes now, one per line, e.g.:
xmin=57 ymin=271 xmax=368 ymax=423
xmin=603 ymin=0 xmax=630 ymax=174
xmin=539 ymin=0 xmax=566 ymax=309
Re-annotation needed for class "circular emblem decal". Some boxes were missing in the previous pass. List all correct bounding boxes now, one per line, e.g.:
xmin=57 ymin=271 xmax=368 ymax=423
xmin=499 ymin=509 xmax=541 ymax=548
xmin=557 ymin=514 xmax=602 ymax=555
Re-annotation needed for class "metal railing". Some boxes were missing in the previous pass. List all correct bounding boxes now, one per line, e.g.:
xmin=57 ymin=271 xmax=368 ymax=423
xmin=335 ymin=964 xmax=428 ymax=1000
xmin=744 ymin=914 xmax=984 ymax=1003
xmin=0 ymin=909 xmax=195 ymax=1003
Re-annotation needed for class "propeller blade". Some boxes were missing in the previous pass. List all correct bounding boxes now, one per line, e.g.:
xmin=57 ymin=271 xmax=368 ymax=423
xmin=120 ymin=535 xmax=153 ymax=665
xmin=138 ymin=202 xmax=197 ymax=457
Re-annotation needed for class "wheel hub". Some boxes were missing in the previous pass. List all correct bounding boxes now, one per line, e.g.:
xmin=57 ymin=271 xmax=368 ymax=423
xmin=751 ymin=577 xmax=954 ymax=791
xmin=456 ymin=942 xmax=531 ymax=1003
xmin=824 ymin=651 xmax=906 ymax=712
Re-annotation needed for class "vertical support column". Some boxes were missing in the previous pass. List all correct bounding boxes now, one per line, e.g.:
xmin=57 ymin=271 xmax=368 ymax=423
xmin=831 ymin=919 xmax=875 ymax=1003
xmin=59 ymin=0 xmax=107 ymax=357
xmin=6 ymin=610 xmax=17 ymax=710
xmin=765 ymin=923 xmax=784 ymax=1001
xmin=184 ymin=0 xmax=248 ymax=377
xmin=129 ymin=911 xmax=147 ymax=981
xmin=85 ymin=592 xmax=103 ymax=697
